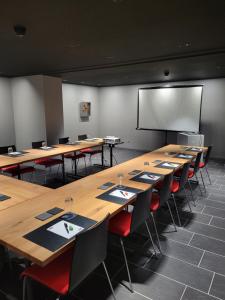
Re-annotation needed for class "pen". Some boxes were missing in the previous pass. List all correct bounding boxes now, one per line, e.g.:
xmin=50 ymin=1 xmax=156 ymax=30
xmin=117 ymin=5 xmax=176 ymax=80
xmin=120 ymin=191 xmax=125 ymax=197
xmin=64 ymin=223 xmax=69 ymax=234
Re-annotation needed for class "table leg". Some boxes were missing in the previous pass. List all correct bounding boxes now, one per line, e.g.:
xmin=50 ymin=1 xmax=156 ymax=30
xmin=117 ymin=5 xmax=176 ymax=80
xmin=110 ymin=145 xmax=113 ymax=167
xmin=17 ymin=164 xmax=21 ymax=180
xmin=62 ymin=154 xmax=65 ymax=183
xmin=74 ymin=152 xmax=77 ymax=176
xmin=101 ymin=145 xmax=104 ymax=167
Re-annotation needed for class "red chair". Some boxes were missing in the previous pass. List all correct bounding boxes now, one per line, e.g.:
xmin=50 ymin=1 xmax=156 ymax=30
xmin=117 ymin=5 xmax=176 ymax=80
xmin=22 ymin=215 xmax=116 ymax=300
xmin=109 ymin=188 xmax=156 ymax=292
xmin=32 ymin=141 xmax=63 ymax=182
xmin=150 ymin=173 xmax=177 ymax=253
xmin=59 ymin=137 xmax=87 ymax=174
xmin=78 ymin=134 xmax=103 ymax=164
xmin=0 ymin=145 xmax=35 ymax=180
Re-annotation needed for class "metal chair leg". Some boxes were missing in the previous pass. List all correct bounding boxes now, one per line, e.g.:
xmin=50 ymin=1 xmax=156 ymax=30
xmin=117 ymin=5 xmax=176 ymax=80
xmin=84 ymin=157 xmax=87 ymax=175
xmin=195 ymin=174 xmax=203 ymax=196
xmin=23 ymin=277 xmax=27 ymax=300
xmin=187 ymin=180 xmax=196 ymax=206
xmin=184 ymin=188 xmax=192 ymax=212
xmin=200 ymin=170 xmax=207 ymax=193
xmin=171 ymin=194 xmax=182 ymax=227
xmin=150 ymin=213 xmax=162 ymax=253
xmin=145 ymin=220 xmax=158 ymax=255
xmin=102 ymin=261 xmax=117 ymax=300
xmin=205 ymin=166 xmax=212 ymax=184
xmin=120 ymin=238 xmax=133 ymax=292
xmin=166 ymin=201 xmax=177 ymax=232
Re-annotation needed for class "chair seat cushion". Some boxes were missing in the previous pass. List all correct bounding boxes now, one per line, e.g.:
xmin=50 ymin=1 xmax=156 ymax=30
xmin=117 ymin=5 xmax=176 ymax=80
xmin=108 ymin=210 xmax=131 ymax=237
xmin=174 ymin=169 xmax=194 ymax=179
xmin=65 ymin=153 xmax=85 ymax=160
xmin=171 ymin=180 xmax=180 ymax=193
xmin=80 ymin=148 xmax=102 ymax=155
xmin=35 ymin=158 xmax=63 ymax=167
xmin=22 ymin=249 xmax=73 ymax=295
xmin=191 ymin=161 xmax=205 ymax=168
xmin=1 ymin=165 xmax=35 ymax=176
xmin=150 ymin=193 xmax=160 ymax=212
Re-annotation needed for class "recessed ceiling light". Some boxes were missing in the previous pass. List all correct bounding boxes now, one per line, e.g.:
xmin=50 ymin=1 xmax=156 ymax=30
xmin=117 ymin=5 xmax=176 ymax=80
xmin=14 ymin=24 xmax=27 ymax=37
xmin=185 ymin=41 xmax=191 ymax=47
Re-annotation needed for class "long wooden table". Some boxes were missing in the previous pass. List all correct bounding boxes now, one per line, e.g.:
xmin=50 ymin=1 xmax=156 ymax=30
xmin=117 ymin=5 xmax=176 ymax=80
xmin=0 ymin=144 xmax=207 ymax=266
xmin=0 ymin=139 xmax=104 ymax=180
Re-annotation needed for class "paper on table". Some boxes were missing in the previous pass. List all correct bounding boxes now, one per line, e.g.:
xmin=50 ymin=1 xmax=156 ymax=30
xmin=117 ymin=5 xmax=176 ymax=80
xmin=162 ymin=162 xmax=179 ymax=168
xmin=140 ymin=174 xmax=160 ymax=181
xmin=189 ymin=147 xmax=202 ymax=151
xmin=40 ymin=146 xmax=52 ymax=150
xmin=178 ymin=154 xmax=193 ymax=159
xmin=110 ymin=189 xmax=135 ymax=200
xmin=9 ymin=152 xmax=21 ymax=155
xmin=47 ymin=220 xmax=83 ymax=239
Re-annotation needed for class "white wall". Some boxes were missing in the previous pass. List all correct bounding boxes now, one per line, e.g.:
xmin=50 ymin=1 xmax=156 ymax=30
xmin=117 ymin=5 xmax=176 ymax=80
xmin=0 ymin=78 xmax=15 ymax=147
xmin=62 ymin=84 xmax=100 ymax=141
xmin=98 ymin=79 xmax=225 ymax=159
xmin=44 ymin=76 xmax=64 ymax=145
xmin=11 ymin=75 xmax=47 ymax=150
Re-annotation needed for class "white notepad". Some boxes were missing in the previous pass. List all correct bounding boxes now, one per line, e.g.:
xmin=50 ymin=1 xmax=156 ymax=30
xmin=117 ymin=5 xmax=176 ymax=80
xmin=9 ymin=152 xmax=21 ymax=155
xmin=40 ymin=146 xmax=52 ymax=150
xmin=140 ymin=174 xmax=160 ymax=181
xmin=47 ymin=221 xmax=83 ymax=239
xmin=178 ymin=154 xmax=193 ymax=159
xmin=190 ymin=148 xmax=202 ymax=151
xmin=110 ymin=189 xmax=135 ymax=200
xmin=162 ymin=162 xmax=179 ymax=168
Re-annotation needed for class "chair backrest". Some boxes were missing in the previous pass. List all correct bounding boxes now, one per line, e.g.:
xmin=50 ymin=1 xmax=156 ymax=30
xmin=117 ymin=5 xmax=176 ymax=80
xmin=59 ymin=137 xmax=69 ymax=144
xmin=159 ymin=173 xmax=173 ymax=206
xmin=78 ymin=134 xmax=87 ymax=141
xmin=32 ymin=141 xmax=44 ymax=149
xmin=0 ymin=145 xmax=16 ymax=154
xmin=69 ymin=215 xmax=109 ymax=292
xmin=130 ymin=188 xmax=152 ymax=234
xmin=193 ymin=152 xmax=202 ymax=174
xmin=178 ymin=162 xmax=190 ymax=190
xmin=204 ymin=146 xmax=212 ymax=165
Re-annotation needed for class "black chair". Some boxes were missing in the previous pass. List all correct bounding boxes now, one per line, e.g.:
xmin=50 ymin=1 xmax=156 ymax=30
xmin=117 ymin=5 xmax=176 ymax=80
xmin=58 ymin=137 xmax=87 ymax=173
xmin=32 ymin=141 xmax=63 ymax=183
xmin=0 ymin=145 xmax=35 ymax=180
xmin=192 ymin=146 xmax=212 ymax=186
xmin=150 ymin=173 xmax=177 ymax=253
xmin=109 ymin=188 xmax=156 ymax=292
xmin=22 ymin=215 xmax=116 ymax=300
xmin=78 ymin=134 xmax=103 ymax=164
xmin=171 ymin=162 xmax=193 ymax=227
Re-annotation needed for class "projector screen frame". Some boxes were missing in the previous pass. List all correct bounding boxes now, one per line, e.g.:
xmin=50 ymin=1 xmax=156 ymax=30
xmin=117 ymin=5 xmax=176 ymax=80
xmin=136 ymin=84 xmax=203 ymax=133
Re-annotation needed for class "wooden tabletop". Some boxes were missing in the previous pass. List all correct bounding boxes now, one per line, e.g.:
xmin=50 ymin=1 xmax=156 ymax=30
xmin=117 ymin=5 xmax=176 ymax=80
xmin=0 ymin=144 xmax=206 ymax=266
xmin=0 ymin=175 xmax=50 ymax=212
xmin=0 ymin=139 xmax=104 ymax=168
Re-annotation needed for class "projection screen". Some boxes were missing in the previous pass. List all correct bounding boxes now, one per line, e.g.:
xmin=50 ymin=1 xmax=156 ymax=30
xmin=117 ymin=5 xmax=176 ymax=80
xmin=137 ymin=86 xmax=203 ymax=132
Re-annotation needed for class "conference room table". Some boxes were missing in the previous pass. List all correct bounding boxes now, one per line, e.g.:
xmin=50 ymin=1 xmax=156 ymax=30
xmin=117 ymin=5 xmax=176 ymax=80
xmin=0 ymin=139 xmax=104 ymax=180
xmin=0 ymin=144 xmax=207 ymax=267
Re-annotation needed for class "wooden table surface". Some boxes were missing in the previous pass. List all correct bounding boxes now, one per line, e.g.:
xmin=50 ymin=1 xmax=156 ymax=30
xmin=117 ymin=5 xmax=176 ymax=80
xmin=0 ymin=175 xmax=50 ymax=212
xmin=0 ymin=144 xmax=206 ymax=266
xmin=0 ymin=139 xmax=104 ymax=168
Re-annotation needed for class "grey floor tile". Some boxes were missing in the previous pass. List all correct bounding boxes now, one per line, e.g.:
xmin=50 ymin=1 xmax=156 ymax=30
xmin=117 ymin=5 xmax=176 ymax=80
xmin=184 ymin=220 xmax=225 ymax=242
xmin=200 ymin=251 xmax=225 ymax=276
xmin=210 ymin=273 xmax=225 ymax=300
xmin=190 ymin=234 xmax=225 ymax=257
xmin=160 ymin=239 xmax=203 ymax=265
xmin=115 ymin=264 xmax=185 ymax=300
xmin=145 ymin=255 xmax=213 ymax=292
xmin=203 ymin=206 xmax=225 ymax=219
xmin=204 ymin=199 xmax=225 ymax=210
xmin=210 ymin=217 xmax=225 ymax=229
xmin=182 ymin=287 xmax=220 ymax=300
xmin=208 ymin=193 xmax=225 ymax=203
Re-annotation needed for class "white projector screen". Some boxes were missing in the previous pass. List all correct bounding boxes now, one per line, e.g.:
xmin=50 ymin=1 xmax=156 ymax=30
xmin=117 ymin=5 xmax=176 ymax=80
xmin=137 ymin=86 xmax=203 ymax=132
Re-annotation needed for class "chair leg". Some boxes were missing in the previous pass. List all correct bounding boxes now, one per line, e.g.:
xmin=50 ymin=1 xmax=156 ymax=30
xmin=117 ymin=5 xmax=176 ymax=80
xmin=23 ymin=277 xmax=27 ymax=300
xmin=171 ymin=194 xmax=182 ymax=227
xmin=84 ymin=157 xmax=87 ymax=175
xmin=102 ymin=261 xmax=117 ymax=300
xmin=166 ymin=201 xmax=177 ymax=232
xmin=184 ymin=188 xmax=192 ymax=212
xmin=200 ymin=170 xmax=207 ymax=193
xmin=120 ymin=238 xmax=133 ymax=292
xmin=150 ymin=213 xmax=162 ymax=253
xmin=205 ymin=166 xmax=212 ymax=184
xmin=187 ymin=180 xmax=196 ymax=206
xmin=145 ymin=220 xmax=158 ymax=255
xmin=195 ymin=174 xmax=203 ymax=196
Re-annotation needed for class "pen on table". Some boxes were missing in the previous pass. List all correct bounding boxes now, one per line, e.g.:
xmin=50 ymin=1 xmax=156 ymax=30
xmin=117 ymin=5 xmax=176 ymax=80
xmin=120 ymin=191 xmax=126 ymax=197
xmin=64 ymin=223 xmax=69 ymax=234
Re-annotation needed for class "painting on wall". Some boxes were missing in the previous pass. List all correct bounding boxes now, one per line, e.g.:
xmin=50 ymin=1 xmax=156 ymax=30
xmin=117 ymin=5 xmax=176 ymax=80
xmin=80 ymin=102 xmax=91 ymax=119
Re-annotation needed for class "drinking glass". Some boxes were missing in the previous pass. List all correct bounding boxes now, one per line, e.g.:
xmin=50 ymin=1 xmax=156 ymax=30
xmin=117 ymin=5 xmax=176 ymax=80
xmin=64 ymin=196 xmax=74 ymax=212
xmin=8 ymin=147 xmax=13 ymax=154
xmin=117 ymin=173 xmax=124 ymax=188
xmin=42 ymin=141 xmax=47 ymax=148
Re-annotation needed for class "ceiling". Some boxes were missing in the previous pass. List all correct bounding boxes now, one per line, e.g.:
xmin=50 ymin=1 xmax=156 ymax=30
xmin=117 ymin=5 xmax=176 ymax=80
xmin=0 ymin=0 xmax=225 ymax=86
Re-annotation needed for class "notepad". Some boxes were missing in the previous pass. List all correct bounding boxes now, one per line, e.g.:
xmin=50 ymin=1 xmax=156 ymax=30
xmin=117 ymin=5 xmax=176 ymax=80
xmin=40 ymin=146 xmax=52 ymax=150
xmin=109 ymin=189 xmax=135 ymax=200
xmin=176 ymin=154 xmax=193 ymax=159
xmin=140 ymin=174 xmax=161 ymax=181
xmin=47 ymin=220 xmax=83 ymax=239
xmin=8 ymin=151 xmax=22 ymax=156
xmin=162 ymin=162 xmax=179 ymax=168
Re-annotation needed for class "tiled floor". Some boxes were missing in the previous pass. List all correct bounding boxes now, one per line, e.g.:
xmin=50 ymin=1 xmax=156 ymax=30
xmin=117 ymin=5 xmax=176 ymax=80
xmin=1 ymin=148 xmax=225 ymax=300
